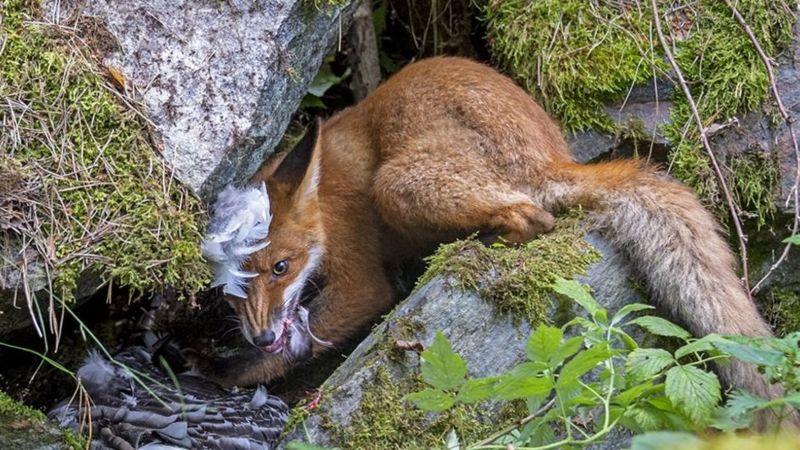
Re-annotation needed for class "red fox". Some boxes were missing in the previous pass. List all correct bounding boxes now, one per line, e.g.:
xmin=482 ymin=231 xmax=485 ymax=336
xmin=200 ymin=57 xmax=780 ymax=409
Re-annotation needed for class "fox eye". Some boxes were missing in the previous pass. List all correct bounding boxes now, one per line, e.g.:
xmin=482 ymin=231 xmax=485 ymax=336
xmin=272 ymin=260 xmax=289 ymax=276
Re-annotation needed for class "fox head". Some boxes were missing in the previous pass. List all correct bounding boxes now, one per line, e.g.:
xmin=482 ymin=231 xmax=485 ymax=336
xmin=202 ymin=122 xmax=330 ymax=360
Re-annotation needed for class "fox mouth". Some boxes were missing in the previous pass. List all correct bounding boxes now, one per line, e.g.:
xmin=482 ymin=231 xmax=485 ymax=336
xmin=259 ymin=308 xmax=299 ymax=354
xmin=258 ymin=304 xmax=331 ymax=355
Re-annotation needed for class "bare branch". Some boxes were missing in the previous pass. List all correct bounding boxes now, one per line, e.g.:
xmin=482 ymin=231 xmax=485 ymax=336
xmin=722 ymin=0 xmax=800 ymax=292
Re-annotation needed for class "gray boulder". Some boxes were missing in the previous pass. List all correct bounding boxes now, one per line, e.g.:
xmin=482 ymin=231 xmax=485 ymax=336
xmin=44 ymin=0 xmax=356 ymax=199
xmin=280 ymin=231 xmax=642 ymax=449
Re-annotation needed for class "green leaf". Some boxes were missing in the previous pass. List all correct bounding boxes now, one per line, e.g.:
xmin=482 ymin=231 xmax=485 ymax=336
xmin=455 ymin=377 xmax=498 ymax=404
xmin=527 ymin=325 xmax=563 ymax=363
xmin=420 ymin=331 xmax=467 ymax=391
xmin=630 ymin=316 xmax=691 ymax=340
xmin=557 ymin=343 xmax=612 ymax=388
xmin=306 ymin=64 xmax=349 ymax=97
xmin=494 ymin=374 xmax=553 ymax=401
xmin=511 ymin=361 xmax=549 ymax=378
xmin=665 ymin=365 xmax=722 ymax=423
xmin=722 ymin=389 xmax=767 ymax=417
xmin=405 ymin=388 xmax=455 ymax=412
xmin=629 ymin=432 xmax=702 ymax=450
xmin=611 ymin=303 xmax=655 ymax=325
xmin=711 ymin=339 xmax=784 ymax=366
xmin=299 ymin=94 xmax=326 ymax=109
xmin=625 ymin=404 xmax=669 ymax=431
xmin=627 ymin=348 xmax=675 ymax=380
xmin=783 ymin=393 xmax=800 ymax=409
xmin=615 ymin=381 xmax=658 ymax=407
xmin=550 ymin=336 xmax=584 ymax=366
xmin=553 ymin=278 xmax=599 ymax=317
xmin=783 ymin=234 xmax=800 ymax=245
xmin=674 ymin=334 xmax=725 ymax=359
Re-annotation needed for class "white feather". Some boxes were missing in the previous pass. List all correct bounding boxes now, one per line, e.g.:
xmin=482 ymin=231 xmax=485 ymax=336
xmin=202 ymin=183 xmax=272 ymax=298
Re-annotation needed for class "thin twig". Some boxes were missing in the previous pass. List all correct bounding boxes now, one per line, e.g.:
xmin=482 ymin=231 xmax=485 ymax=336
xmin=650 ymin=0 xmax=752 ymax=295
xmin=723 ymin=0 xmax=800 ymax=292
xmin=468 ymin=398 xmax=556 ymax=449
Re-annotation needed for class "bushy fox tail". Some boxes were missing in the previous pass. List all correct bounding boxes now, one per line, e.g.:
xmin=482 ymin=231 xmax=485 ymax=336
xmin=549 ymin=159 xmax=780 ymax=405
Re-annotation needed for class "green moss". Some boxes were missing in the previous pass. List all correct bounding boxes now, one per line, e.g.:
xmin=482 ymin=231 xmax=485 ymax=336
xmin=485 ymin=0 xmax=794 ymax=227
xmin=0 ymin=390 xmax=81 ymax=449
xmin=729 ymin=150 xmax=779 ymax=229
xmin=485 ymin=0 xmax=662 ymax=133
xmin=320 ymin=367 xmax=524 ymax=449
xmin=0 ymin=390 xmax=46 ymax=422
xmin=1 ymin=0 xmax=209 ymax=300
xmin=764 ymin=287 xmax=800 ymax=337
xmin=660 ymin=1 xmax=793 ymax=216
xmin=416 ymin=210 xmax=601 ymax=325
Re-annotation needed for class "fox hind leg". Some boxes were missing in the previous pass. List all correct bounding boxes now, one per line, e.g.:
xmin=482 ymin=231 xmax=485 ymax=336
xmin=374 ymin=150 xmax=554 ymax=245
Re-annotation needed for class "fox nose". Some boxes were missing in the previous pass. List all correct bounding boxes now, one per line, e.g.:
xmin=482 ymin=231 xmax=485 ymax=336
xmin=253 ymin=330 xmax=276 ymax=347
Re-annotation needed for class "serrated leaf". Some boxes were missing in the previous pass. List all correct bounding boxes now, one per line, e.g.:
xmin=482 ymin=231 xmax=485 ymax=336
xmin=783 ymin=234 xmax=800 ymax=245
xmin=420 ymin=331 xmax=467 ymax=391
xmin=553 ymin=278 xmax=599 ymax=316
xmin=557 ymin=343 xmax=612 ymax=388
xmin=627 ymin=348 xmax=675 ymax=381
xmin=674 ymin=334 xmax=726 ymax=359
xmin=626 ymin=405 xmax=668 ymax=431
xmin=550 ymin=336 xmax=584 ymax=366
xmin=630 ymin=316 xmax=691 ymax=340
xmin=611 ymin=303 xmax=655 ymax=325
xmin=629 ymin=432 xmax=702 ymax=450
xmin=527 ymin=325 xmax=563 ymax=363
xmin=612 ymin=327 xmax=640 ymax=351
xmin=455 ymin=377 xmax=497 ymax=404
xmin=494 ymin=374 xmax=553 ymax=401
xmin=616 ymin=381 xmax=657 ymax=407
xmin=512 ymin=361 xmax=549 ymax=377
xmin=723 ymin=389 xmax=767 ymax=416
xmin=665 ymin=365 xmax=721 ymax=423
xmin=712 ymin=339 xmax=784 ymax=366
xmin=405 ymin=388 xmax=455 ymax=412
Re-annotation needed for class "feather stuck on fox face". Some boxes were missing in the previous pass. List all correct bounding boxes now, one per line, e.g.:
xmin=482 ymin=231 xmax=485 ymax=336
xmin=201 ymin=183 xmax=332 ymax=356
xmin=201 ymin=183 xmax=272 ymax=298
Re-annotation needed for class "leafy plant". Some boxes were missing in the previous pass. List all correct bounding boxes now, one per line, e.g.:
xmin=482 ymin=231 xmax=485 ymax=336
xmin=784 ymin=235 xmax=800 ymax=246
xmin=406 ymin=278 xmax=800 ymax=449
xmin=300 ymin=57 xmax=352 ymax=109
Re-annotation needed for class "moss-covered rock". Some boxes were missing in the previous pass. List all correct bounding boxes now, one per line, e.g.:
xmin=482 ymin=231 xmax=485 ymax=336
xmin=0 ymin=390 xmax=82 ymax=449
xmin=1 ymin=0 xmax=209 ymax=303
xmin=280 ymin=214 xmax=646 ymax=449
xmin=485 ymin=0 xmax=795 ymax=224
xmin=417 ymin=210 xmax=601 ymax=325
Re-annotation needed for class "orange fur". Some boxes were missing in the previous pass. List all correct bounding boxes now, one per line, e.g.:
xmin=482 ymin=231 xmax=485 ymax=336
xmin=202 ymin=58 xmax=786 ymax=426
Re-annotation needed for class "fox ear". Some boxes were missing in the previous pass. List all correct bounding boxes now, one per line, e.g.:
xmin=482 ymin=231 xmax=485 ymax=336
xmin=272 ymin=119 xmax=322 ymax=197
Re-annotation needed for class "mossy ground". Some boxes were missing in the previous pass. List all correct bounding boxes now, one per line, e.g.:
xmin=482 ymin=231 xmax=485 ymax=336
xmin=320 ymin=367 xmax=524 ymax=450
xmin=1 ymin=0 xmax=209 ymax=302
xmin=0 ymin=389 xmax=84 ymax=449
xmin=416 ymin=209 xmax=601 ymax=325
xmin=485 ymin=0 xmax=794 ymax=225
